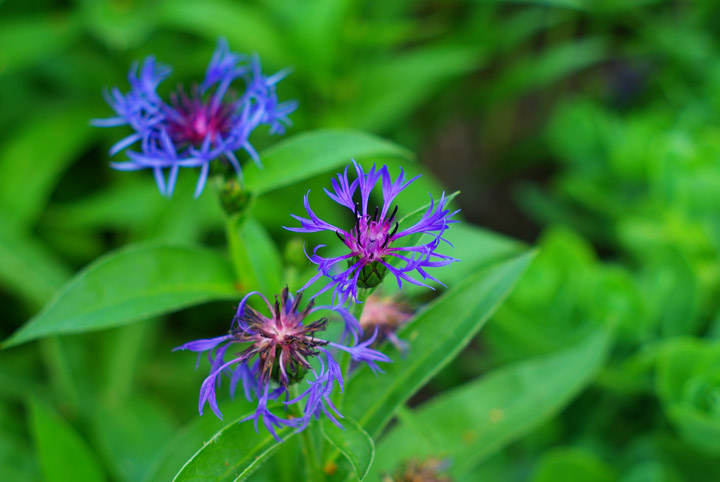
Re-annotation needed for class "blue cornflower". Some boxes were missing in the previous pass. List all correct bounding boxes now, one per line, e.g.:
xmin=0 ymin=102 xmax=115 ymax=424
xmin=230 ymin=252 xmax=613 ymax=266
xmin=285 ymin=161 xmax=459 ymax=305
xmin=174 ymin=287 xmax=390 ymax=441
xmin=93 ymin=38 xmax=297 ymax=197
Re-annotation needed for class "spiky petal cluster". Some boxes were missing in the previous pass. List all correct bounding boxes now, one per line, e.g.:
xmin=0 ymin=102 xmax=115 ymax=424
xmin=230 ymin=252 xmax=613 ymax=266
xmin=285 ymin=161 xmax=459 ymax=305
xmin=174 ymin=288 xmax=389 ymax=441
xmin=93 ymin=38 xmax=297 ymax=197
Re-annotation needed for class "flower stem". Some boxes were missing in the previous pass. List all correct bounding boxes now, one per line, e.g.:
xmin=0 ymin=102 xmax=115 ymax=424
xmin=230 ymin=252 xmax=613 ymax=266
xmin=290 ymin=385 xmax=324 ymax=482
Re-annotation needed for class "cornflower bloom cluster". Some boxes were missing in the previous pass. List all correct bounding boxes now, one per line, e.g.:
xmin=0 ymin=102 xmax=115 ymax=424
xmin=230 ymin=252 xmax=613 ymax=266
xmin=174 ymin=288 xmax=389 ymax=441
xmin=286 ymin=161 xmax=459 ymax=304
xmin=93 ymin=38 xmax=297 ymax=197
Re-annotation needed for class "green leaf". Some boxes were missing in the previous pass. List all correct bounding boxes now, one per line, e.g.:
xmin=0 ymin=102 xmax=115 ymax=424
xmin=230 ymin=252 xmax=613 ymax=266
xmin=78 ymin=0 xmax=155 ymax=49
xmin=142 ymin=401 xmax=257 ymax=482
xmin=321 ymin=417 xmax=375 ymax=481
xmin=346 ymin=46 xmax=483 ymax=131
xmin=485 ymin=38 xmax=607 ymax=102
xmin=344 ymin=251 xmax=535 ymax=438
xmin=90 ymin=397 xmax=176 ymax=482
xmin=0 ymin=109 xmax=95 ymax=229
xmin=243 ymin=129 xmax=413 ymax=195
xmin=172 ymin=410 xmax=294 ymax=482
xmin=532 ymin=448 xmax=615 ymax=482
xmin=159 ymin=0 xmax=288 ymax=66
xmin=29 ymin=398 xmax=105 ymax=482
xmin=369 ymin=327 xmax=611 ymax=478
xmin=0 ymin=14 xmax=82 ymax=74
xmin=226 ymin=216 xmax=283 ymax=294
xmin=656 ymin=338 xmax=720 ymax=454
xmin=3 ymin=243 xmax=239 ymax=349
xmin=0 ymin=222 xmax=70 ymax=308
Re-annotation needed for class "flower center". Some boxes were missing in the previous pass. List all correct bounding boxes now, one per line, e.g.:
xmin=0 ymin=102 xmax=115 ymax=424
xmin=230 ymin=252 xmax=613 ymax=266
xmin=232 ymin=291 xmax=329 ymax=388
xmin=343 ymin=205 xmax=399 ymax=261
xmin=167 ymin=85 xmax=233 ymax=146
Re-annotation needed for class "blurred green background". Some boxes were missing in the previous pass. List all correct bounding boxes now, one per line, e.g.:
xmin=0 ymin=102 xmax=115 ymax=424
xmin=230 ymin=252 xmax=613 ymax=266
xmin=2 ymin=0 xmax=720 ymax=481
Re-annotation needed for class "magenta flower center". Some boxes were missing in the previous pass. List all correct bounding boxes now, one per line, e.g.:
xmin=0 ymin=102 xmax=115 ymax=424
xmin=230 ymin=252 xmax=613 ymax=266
xmin=233 ymin=290 xmax=327 ymax=388
xmin=167 ymin=86 xmax=233 ymax=146
xmin=341 ymin=205 xmax=399 ymax=262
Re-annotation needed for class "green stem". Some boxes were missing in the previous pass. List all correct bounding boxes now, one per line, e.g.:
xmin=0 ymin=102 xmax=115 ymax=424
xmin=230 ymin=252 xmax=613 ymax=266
xmin=291 ymin=385 xmax=325 ymax=482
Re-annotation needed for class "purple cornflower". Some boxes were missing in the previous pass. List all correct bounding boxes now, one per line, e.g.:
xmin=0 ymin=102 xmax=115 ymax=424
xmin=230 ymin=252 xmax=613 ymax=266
xmin=285 ymin=161 xmax=459 ymax=305
xmin=93 ymin=38 xmax=297 ymax=197
xmin=174 ymin=287 xmax=390 ymax=441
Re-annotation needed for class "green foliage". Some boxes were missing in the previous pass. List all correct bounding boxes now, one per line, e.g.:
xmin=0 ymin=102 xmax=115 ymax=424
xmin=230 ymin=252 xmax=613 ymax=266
xmin=29 ymin=397 xmax=105 ymax=482
xmin=344 ymin=251 xmax=534 ymax=439
xmin=3 ymin=244 xmax=239 ymax=348
xmin=172 ymin=407 xmax=295 ymax=482
xmin=321 ymin=417 xmax=374 ymax=481
xmin=3 ymin=0 xmax=720 ymax=480
xmin=369 ymin=326 xmax=610 ymax=479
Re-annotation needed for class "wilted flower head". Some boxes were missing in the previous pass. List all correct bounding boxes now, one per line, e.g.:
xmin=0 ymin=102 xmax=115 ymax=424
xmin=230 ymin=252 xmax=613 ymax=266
xmin=174 ymin=287 xmax=390 ymax=441
xmin=285 ymin=161 xmax=459 ymax=305
xmin=360 ymin=293 xmax=413 ymax=352
xmin=93 ymin=38 xmax=297 ymax=197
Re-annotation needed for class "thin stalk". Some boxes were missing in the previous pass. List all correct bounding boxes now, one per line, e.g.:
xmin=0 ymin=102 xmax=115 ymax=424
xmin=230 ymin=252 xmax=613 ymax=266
xmin=290 ymin=384 xmax=325 ymax=482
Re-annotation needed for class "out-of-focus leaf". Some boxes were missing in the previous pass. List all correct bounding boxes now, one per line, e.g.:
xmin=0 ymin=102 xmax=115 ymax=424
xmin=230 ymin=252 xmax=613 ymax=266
xmin=531 ymin=448 xmax=615 ymax=482
xmin=321 ymin=417 xmax=375 ymax=481
xmin=346 ymin=46 xmax=483 ymax=131
xmin=76 ymin=0 xmax=156 ymax=49
xmin=29 ymin=398 xmax=105 ymax=482
xmin=656 ymin=338 xmax=720 ymax=454
xmin=485 ymin=38 xmax=607 ymax=102
xmin=0 ymin=222 xmax=70 ymax=308
xmin=172 ymin=409 xmax=294 ymax=482
xmin=344 ymin=251 xmax=534 ymax=438
xmin=244 ymin=129 xmax=412 ymax=195
xmin=43 ymin=179 xmax=163 ymax=231
xmin=91 ymin=397 xmax=176 ymax=482
xmin=0 ymin=428 xmax=38 ymax=482
xmin=368 ymin=327 xmax=610 ymax=478
xmin=0 ymin=109 xmax=95 ymax=228
xmin=0 ymin=14 xmax=82 ymax=74
xmin=3 ymin=243 xmax=239 ymax=348
xmin=159 ymin=0 xmax=288 ymax=66
xmin=44 ymin=175 xmax=224 ymax=243
xmin=227 ymin=216 xmax=283 ymax=294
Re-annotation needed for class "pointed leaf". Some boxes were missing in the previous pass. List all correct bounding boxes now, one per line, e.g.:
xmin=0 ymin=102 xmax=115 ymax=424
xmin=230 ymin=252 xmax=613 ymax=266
xmin=244 ymin=129 xmax=413 ymax=195
xmin=3 ymin=243 xmax=239 ymax=348
xmin=345 ymin=251 xmax=535 ymax=437
xmin=321 ymin=417 xmax=375 ymax=481
xmin=29 ymin=398 xmax=105 ymax=482
xmin=0 ymin=222 xmax=70 ymax=308
xmin=0 ymin=109 xmax=95 ymax=228
xmin=368 ymin=327 xmax=611 ymax=478
xmin=172 ymin=411 xmax=294 ymax=482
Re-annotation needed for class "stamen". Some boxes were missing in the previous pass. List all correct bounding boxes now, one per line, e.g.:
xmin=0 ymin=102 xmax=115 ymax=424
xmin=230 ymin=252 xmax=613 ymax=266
xmin=373 ymin=206 xmax=379 ymax=222
xmin=336 ymin=231 xmax=346 ymax=243
xmin=389 ymin=205 xmax=399 ymax=223
xmin=382 ymin=222 xmax=399 ymax=249
xmin=390 ymin=221 xmax=399 ymax=238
